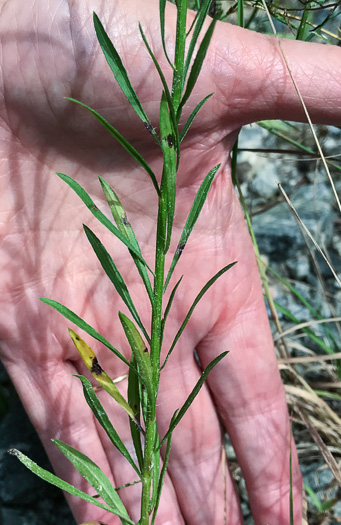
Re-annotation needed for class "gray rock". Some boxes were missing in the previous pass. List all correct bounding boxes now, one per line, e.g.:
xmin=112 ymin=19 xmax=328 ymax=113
xmin=249 ymin=160 xmax=280 ymax=201
xmin=301 ymin=461 xmax=341 ymax=523
xmin=253 ymin=183 xmax=336 ymax=263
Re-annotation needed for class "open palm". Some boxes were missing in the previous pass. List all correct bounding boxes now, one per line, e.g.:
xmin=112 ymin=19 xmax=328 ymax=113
xmin=1 ymin=0 xmax=340 ymax=523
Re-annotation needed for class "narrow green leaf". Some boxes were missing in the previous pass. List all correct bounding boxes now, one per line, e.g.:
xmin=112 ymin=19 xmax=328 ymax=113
xmin=266 ymin=265 xmax=338 ymax=350
xmin=304 ymin=483 xmax=323 ymax=511
xmin=313 ymin=390 xmax=341 ymax=401
xmin=178 ymin=18 xmax=217 ymax=116
xmin=257 ymin=121 xmax=316 ymax=156
xmin=160 ymin=92 xmax=177 ymax=254
xmin=93 ymin=12 xmax=149 ymax=124
xmin=151 ymin=411 xmax=178 ymax=525
xmin=119 ymin=312 xmax=153 ymax=399
xmin=319 ymin=498 xmax=339 ymax=512
xmin=99 ymin=176 xmax=153 ymax=303
xmin=83 ymin=225 xmax=150 ymax=345
xmin=159 ymin=351 xmax=228 ymax=448
xmin=159 ymin=0 xmax=175 ymax=69
xmin=161 ymin=276 xmax=183 ymax=338
xmin=164 ymin=164 xmax=220 ymax=290
xmin=162 ymin=263 xmax=236 ymax=369
xmin=115 ymin=479 xmax=142 ymax=492
xmin=179 ymin=93 xmax=214 ymax=143
xmin=138 ymin=24 xmax=179 ymax=163
xmin=296 ymin=2 xmax=312 ymax=41
xmin=273 ymin=300 xmax=335 ymax=356
xmin=186 ymin=10 xmax=199 ymax=38
xmin=8 ymin=449 xmax=135 ymax=525
xmin=75 ymin=375 xmax=140 ymax=477
xmin=53 ymin=439 xmax=129 ymax=515
xmin=237 ymin=0 xmax=244 ymax=28
xmin=183 ymin=0 xmax=213 ymax=83
xmin=127 ymin=355 xmax=144 ymax=471
xmin=40 ymin=298 xmax=131 ymax=368
xmin=64 ymin=99 xmax=160 ymax=196
xmin=56 ymin=172 xmax=154 ymax=273
xmin=172 ymin=0 xmax=188 ymax=112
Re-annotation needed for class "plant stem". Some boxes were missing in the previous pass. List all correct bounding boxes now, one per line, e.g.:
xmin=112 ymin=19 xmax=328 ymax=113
xmin=139 ymin=192 xmax=166 ymax=524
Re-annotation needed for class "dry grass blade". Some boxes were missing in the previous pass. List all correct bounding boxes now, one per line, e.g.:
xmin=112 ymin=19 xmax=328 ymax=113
xmin=278 ymin=184 xmax=341 ymax=288
xmin=280 ymin=363 xmax=341 ymax=429
xmin=278 ymin=351 xmax=341 ymax=364
xmin=310 ymin=381 xmax=341 ymax=390
xmin=274 ymin=316 xmax=341 ymax=341
xmin=297 ymin=407 xmax=341 ymax=487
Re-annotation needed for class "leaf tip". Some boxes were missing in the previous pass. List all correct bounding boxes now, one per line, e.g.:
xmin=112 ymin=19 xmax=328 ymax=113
xmin=8 ymin=448 xmax=20 ymax=458
xmin=68 ymin=327 xmax=78 ymax=341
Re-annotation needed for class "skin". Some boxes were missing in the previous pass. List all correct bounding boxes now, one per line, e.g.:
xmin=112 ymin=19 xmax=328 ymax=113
xmin=0 ymin=0 xmax=340 ymax=523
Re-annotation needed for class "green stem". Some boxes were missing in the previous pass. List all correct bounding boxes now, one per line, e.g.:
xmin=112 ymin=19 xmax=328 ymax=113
xmin=139 ymin=192 xmax=166 ymax=524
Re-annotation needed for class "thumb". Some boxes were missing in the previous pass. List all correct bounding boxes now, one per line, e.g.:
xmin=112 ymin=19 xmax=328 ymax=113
xmin=207 ymin=21 xmax=341 ymax=129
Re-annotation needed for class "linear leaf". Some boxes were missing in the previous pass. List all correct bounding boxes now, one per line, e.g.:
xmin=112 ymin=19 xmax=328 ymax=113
xmin=160 ymin=92 xmax=177 ymax=254
xmin=64 ymin=99 xmax=160 ymax=195
xmin=266 ymin=265 xmax=338 ymax=350
xmin=172 ymin=0 xmax=188 ymax=112
xmin=273 ymin=301 xmax=335 ymax=356
xmin=56 ymin=172 xmax=154 ymax=273
xmin=84 ymin=225 xmax=150 ymax=345
xmin=93 ymin=12 xmax=149 ymax=124
xmin=179 ymin=93 xmax=214 ymax=143
xmin=296 ymin=1 xmax=313 ymax=41
xmin=183 ymin=0 xmax=213 ymax=83
xmin=53 ymin=439 xmax=129 ymax=515
xmin=151 ymin=411 xmax=178 ymax=525
xmin=127 ymin=355 xmax=144 ymax=471
xmin=40 ymin=298 xmax=131 ymax=368
xmin=161 ymin=276 xmax=183 ymax=338
xmin=75 ymin=375 xmax=140 ymax=477
xmin=99 ymin=176 xmax=153 ymax=302
xmin=164 ymin=164 xmax=220 ymax=291
xmin=162 ymin=263 xmax=236 ymax=369
xmin=159 ymin=351 xmax=228 ymax=448
xmin=138 ymin=24 xmax=179 ymax=164
xmin=178 ymin=18 xmax=217 ymax=116
xmin=8 ymin=449 xmax=135 ymax=525
xmin=159 ymin=0 xmax=174 ymax=69
xmin=119 ymin=312 xmax=153 ymax=399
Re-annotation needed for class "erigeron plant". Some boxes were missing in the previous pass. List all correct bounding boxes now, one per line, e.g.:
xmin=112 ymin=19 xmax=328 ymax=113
xmin=9 ymin=1 xmax=235 ymax=524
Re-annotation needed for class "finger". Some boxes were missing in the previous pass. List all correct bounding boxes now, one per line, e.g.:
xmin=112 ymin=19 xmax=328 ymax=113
xmin=155 ymin=335 xmax=243 ymax=525
xmin=5 ymin=357 xmax=123 ymax=524
xmin=196 ymin=200 xmax=302 ymax=523
xmin=207 ymin=19 xmax=341 ymax=127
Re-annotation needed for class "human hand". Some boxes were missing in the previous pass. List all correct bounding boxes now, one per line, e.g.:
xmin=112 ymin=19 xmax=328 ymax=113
xmin=0 ymin=1 xmax=340 ymax=523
